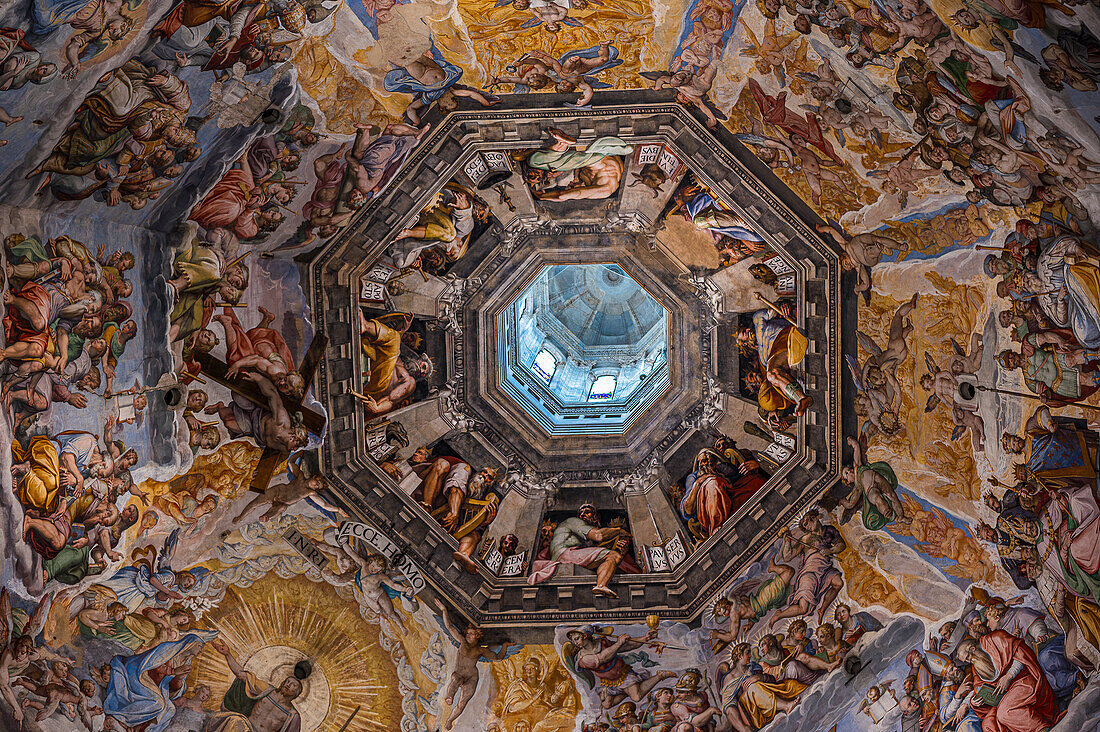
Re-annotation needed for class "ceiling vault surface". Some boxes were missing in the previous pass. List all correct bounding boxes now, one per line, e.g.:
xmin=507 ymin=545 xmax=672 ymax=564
xmin=0 ymin=0 xmax=1096 ymax=725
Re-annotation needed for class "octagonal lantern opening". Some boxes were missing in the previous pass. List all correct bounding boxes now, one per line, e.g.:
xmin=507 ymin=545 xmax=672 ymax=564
xmin=497 ymin=263 xmax=671 ymax=436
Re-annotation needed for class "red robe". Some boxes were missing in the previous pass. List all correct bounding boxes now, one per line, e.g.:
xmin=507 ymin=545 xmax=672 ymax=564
xmin=4 ymin=281 xmax=52 ymax=355
xmin=970 ymin=631 xmax=1060 ymax=732
xmin=694 ymin=473 xmax=733 ymax=536
xmin=153 ymin=0 xmax=258 ymax=38
xmin=747 ymin=78 xmax=844 ymax=166
xmin=202 ymin=23 xmax=264 ymax=72
xmin=189 ymin=168 xmax=259 ymax=240
xmin=221 ymin=310 xmax=295 ymax=370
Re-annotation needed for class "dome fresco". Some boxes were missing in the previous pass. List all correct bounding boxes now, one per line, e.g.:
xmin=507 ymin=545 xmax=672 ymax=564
xmin=0 ymin=0 xmax=1096 ymax=728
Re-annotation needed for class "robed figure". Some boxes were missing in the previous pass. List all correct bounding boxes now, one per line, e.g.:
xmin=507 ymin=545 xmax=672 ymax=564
xmin=204 ymin=639 xmax=306 ymax=732
xmin=958 ymin=631 xmax=1060 ymax=732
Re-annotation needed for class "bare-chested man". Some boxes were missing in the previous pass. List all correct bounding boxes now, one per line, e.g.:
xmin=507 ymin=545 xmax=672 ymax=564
xmin=207 ymin=639 xmax=303 ymax=731
xmin=839 ymin=435 xmax=909 ymax=530
xmin=233 ymin=453 xmax=334 ymax=524
xmin=354 ymin=554 xmax=414 ymax=634
xmin=526 ymin=129 xmax=631 ymax=201
xmin=341 ymin=121 xmax=425 ymax=202
xmin=817 ymin=224 xmax=906 ymax=300
xmin=204 ymin=372 xmax=308 ymax=452
xmin=651 ymin=58 xmax=721 ymax=127
xmin=538 ymin=159 xmax=623 ymax=200
xmin=300 ymin=142 xmax=362 ymax=242
xmin=385 ymin=42 xmax=496 ymax=126
xmin=434 ymin=599 xmax=510 ymax=730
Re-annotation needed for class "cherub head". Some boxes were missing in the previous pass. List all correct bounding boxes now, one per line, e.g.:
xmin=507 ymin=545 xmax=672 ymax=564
xmin=464 ymin=625 xmax=484 ymax=645
xmin=175 ymin=571 xmax=197 ymax=590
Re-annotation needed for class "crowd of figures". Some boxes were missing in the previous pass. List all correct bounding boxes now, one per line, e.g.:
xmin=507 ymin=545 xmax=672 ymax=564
xmin=0 ymin=0 xmax=1094 ymax=720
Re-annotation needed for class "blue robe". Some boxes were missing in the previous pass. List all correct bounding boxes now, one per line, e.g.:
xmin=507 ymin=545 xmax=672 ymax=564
xmin=1029 ymin=427 xmax=1088 ymax=476
xmin=30 ymin=0 xmax=89 ymax=35
xmin=558 ymin=44 xmax=623 ymax=88
xmin=98 ymin=565 xmax=180 ymax=612
xmin=384 ymin=39 xmax=462 ymax=103
xmin=103 ymin=631 xmax=218 ymax=732
xmin=685 ymin=191 xmax=766 ymax=242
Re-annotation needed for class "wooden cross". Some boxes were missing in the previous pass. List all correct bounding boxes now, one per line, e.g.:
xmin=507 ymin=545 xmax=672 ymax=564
xmin=195 ymin=333 xmax=328 ymax=493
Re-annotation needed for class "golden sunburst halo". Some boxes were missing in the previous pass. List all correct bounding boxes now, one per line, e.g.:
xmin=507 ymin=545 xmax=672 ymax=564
xmin=188 ymin=573 xmax=404 ymax=732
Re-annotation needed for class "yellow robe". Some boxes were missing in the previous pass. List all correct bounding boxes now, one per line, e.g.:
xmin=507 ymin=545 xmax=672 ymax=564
xmin=361 ymin=320 xmax=401 ymax=398
xmin=1068 ymin=595 xmax=1100 ymax=651
xmin=122 ymin=611 xmax=159 ymax=649
xmin=12 ymin=437 xmax=61 ymax=514
xmin=739 ymin=678 xmax=807 ymax=729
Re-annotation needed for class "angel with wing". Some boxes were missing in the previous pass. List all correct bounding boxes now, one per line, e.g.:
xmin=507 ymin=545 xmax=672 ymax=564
xmin=740 ymin=19 xmax=802 ymax=85
xmin=846 ymin=293 xmax=918 ymax=439
xmin=734 ymin=113 xmax=797 ymax=169
xmin=947 ymin=332 xmax=984 ymax=376
xmin=495 ymin=43 xmax=622 ymax=107
xmin=491 ymin=56 xmax=556 ymax=93
xmin=795 ymin=57 xmax=844 ymax=104
xmin=866 ymin=149 xmax=940 ymax=206
xmin=354 ymin=554 xmax=416 ymax=635
xmin=107 ymin=378 xmax=147 ymax=427
xmin=232 ymin=452 xmax=337 ymax=524
xmin=919 ymin=351 xmax=986 ymax=449
xmin=433 ymin=598 xmax=521 ymax=731
xmin=645 ymin=50 xmax=726 ymax=128
xmin=0 ymin=589 xmax=61 ymax=725
xmin=497 ymin=0 xmax=598 ymax=32
xmin=858 ymin=679 xmax=899 ymax=722
xmin=95 ymin=529 xmax=207 ymax=613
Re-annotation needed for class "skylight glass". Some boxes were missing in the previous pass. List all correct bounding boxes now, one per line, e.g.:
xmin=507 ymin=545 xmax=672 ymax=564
xmin=532 ymin=349 xmax=556 ymax=383
xmin=588 ymin=375 xmax=616 ymax=401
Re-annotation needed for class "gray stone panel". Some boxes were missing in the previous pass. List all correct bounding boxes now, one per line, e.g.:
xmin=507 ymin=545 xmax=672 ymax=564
xmin=304 ymin=98 xmax=851 ymax=636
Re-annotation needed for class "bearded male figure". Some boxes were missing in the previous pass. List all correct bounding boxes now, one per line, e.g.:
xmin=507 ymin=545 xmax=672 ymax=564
xmin=527 ymin=503 xmax=635 ymax=599
xmin=204 ymin=639 xmax=306 ymax=732
xmin=956 ymin=630 xmax=1059 ymax=732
